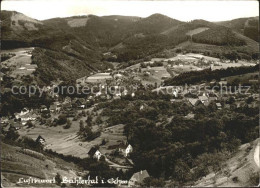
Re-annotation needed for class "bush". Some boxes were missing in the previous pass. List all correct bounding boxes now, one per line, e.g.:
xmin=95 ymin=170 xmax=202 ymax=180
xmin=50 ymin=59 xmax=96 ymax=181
xmin=64 ymin=119 xmax=72 ymax=129
xmin=57 ymin=114 xmax=67 ymax=125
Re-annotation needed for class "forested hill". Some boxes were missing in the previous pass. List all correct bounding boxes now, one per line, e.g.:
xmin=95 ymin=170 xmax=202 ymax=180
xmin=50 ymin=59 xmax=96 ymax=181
xmin=1 ymin=10 xmax=259 ymax=84
xmin=216 ymin=17 xmax=259 ymax=41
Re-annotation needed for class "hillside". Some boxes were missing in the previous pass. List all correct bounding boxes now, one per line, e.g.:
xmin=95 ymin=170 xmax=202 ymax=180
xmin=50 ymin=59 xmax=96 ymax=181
xmin=217 ymin=17 xmax=259 ymax=41
xmin=113 ymin=19 xmax=258 ymax=62
xmin=1 ymin=10 xmax=259 ymax=84
xmin=194 ymin=139 xmax=259 ymax=187
xmin=1 ymin=142 xmax=81 ymax=187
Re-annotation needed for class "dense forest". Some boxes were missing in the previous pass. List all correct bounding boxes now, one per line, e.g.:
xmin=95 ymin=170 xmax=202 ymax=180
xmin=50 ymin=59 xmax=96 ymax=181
xmin=164 ymin=64 xmax=259 ymax=86
xmin=95 ymin=91 xmax=258 ymax=185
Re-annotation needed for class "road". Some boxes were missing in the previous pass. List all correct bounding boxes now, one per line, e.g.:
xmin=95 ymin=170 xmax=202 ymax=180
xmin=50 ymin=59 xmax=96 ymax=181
xmin=104 ymin=155 xmax=133 ymax=169
xmin=254 ymin=142 xmax=259 ymax=167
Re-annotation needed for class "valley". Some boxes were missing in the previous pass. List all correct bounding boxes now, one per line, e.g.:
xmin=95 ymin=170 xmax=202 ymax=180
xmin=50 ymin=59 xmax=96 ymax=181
xmin=1 ymin=9 xmax=259 ymax=188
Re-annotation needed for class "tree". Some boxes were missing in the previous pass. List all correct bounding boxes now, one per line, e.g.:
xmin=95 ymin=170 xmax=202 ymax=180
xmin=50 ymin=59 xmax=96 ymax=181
xmin=227 ymin=96 xmax=235 ymax=104
xmin=5 ymin=127 xmax=19 ymax=141
xmin=174 ymin=159 xmax=191 ymax=182
xmin=143 ymin=177 xmax=166 ymax=187
xmin=64 ymin=119 xmax=71 ymax=129
xmin=57 ymin=114 xmax=67 ymax=125
xmin=78 ymin=120 xmax=85 ymax=136
xmin=86 ymin=115 xmax=93 ymax=127
xmin=26 ymin=120 xmax=34 ymax=128
xmin=55 ymin=173 xmax=62 ymax=185
xmin=246 ymin=96 xmax=254 ymax=104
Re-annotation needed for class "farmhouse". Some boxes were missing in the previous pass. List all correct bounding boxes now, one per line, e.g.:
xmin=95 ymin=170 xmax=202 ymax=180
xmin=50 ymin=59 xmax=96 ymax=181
xmin=15 ymin=108 xmax=29 ymax=119
xmin=128 ymin=170 xmax=150 ymax=187
xmin=36 ymin=135 xmax=46 ymax=145
xmin=40 ymin=105 xmax=48 ymax=112
xmin=198 ymin=95 xmax=209 ymax=104
xmin=51 ymin=102 xmax=61 ymax=112
xmin=119 ymin=144 xmax=133 ymax=157
xmin=219 ymin=80 xmax=227 ymax=85
xmin=187 ymin=98 xmax=202 ymax=107
xmin=216 ymin=102 xmax=222 ymax=110
xmin=72 ymin=98 xmax=86 ymax=108
xmin=88 ymin=147 xmax=102 ymax=160
xmin=185 ymin=112 xmax=195 ymax=119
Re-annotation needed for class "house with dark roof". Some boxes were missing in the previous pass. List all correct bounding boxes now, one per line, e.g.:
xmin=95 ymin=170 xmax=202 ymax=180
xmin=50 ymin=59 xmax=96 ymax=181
xmin=40 ymin=105 xmax=48 ymax=112
xmin=187 ymin=98 xmax=202 ymax=107
xmin=198 ymin=95 xmax=209 ymax=104
xmin=87 ymin=147 xmax=102 ymax=160
xmin=128 ymin=170 xmax=150 ymax=187
xmin=36 ymin=135 xmax=46 ymax=144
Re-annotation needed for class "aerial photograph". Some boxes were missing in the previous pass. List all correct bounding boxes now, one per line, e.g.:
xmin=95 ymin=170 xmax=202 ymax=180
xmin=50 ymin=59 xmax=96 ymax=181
xmin=1 ymin=0 xmax=259 ymax=187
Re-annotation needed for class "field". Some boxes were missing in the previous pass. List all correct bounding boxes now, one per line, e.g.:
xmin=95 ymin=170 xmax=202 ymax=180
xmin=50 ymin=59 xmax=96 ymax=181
xmin=17 ymin=107 xmax=127 ymax=160
xmin=224 ymin=72 xmax=258 ymax=84
xmin=186 ymin=27 xmax=209 ymax=36
xmin=1 ymin=47 xmax=37 ymax=78
xmin=124 ymin=52 xmax=257 ymax=85
xmin=1 ymin=143 xmax=80 ymax=187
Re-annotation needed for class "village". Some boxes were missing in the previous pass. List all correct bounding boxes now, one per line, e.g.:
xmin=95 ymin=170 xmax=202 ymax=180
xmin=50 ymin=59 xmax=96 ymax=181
xmin=1 ymin=49 xmax=259 ymax=187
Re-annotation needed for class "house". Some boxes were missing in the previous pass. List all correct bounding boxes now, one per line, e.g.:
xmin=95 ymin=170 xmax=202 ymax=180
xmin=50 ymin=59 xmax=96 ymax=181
xmin=100 ymin=94 xmax=107 ymax=100
xmin=49 ymin=104 xmax=56 ymax=113
xmin=114 ymin=73 xmax=123 ymax=79
xmin=72 ymin=98 xmax=86 ymax=108
xmin=198 ymin=95 xmax=209 ymax=104
xmin=21 ymin=113 xmax=37 ymax=125
xmin=36 ymin=135 xmax=46 ymax=144
xmin=115 ymin=92 xmax=122 ymax=97
xmin=96 ymin=91 xmax=102 ymax=97
xmin=15 ymin=108 xmax=30 ymax=119
xmin=11 ymin=122 xmax=23 ymax=130
xmin=88 ymin=147 xmax=102 ymax=160
xmin=40 ymin=105 xmax=48 ymax=112
xmin=140 ymin=105 xmax=145 ymax=110
xmin=119 ymin=144 xmax=133 ymax=157
xmin=208 ymin=96 xmax=218 ymax=103
xmin=185 ymin=113 xmax=195 ymax=119
xmin=128 ymin=170 xmax=150 ymax=187
xmin=187 ymin=98 xmax=202 ymax=107
xmin=64 ymin=96 xmax=71 ymax=104
xmin=219 ymin=80 xmax=227 ymax=85
xmin=122 ymin=90 xmax=128 ymax=96
xmin=173 ymin=90 xmax=178 ymax=98
xmin=107 ymin=94 xmax=112 ymax=100
xmin=85 ymin=73 xmax=113 ymax=84
xmin=216 ymin=103 xmax=222 ymax=110
xmin=210 ymin=80 xmax=216 ymax=86
xmin=248 ymin=79 xmax=258 ymax=84
xmin=113 ymin=95 xmax=121 ymax=100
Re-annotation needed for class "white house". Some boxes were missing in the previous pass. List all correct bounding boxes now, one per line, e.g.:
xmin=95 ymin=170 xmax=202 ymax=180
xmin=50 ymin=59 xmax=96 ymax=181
xmin=128 ymin=170 xmax=149 ymax=187
xmin=173 ymin=90 xmax=178 ymax=98
xmin=125 ymin=144 xmax=133 ymax=157
xmin=119 ymin=144 xmax=133 ymax=157
xmin=88 ymin=147 xmax=102 ymax=160
xmin=15 ymin=108 xmax=29 ymax=119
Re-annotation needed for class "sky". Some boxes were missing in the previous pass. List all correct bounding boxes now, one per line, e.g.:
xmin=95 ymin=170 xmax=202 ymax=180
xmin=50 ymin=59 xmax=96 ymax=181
xmin=2 ymin=0 xmax=259 ymax=22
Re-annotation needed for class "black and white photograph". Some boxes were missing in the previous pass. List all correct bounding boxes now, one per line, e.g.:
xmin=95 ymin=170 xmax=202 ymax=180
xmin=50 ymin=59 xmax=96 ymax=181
xmin=1 ymin=0 xmax=259 ymax=187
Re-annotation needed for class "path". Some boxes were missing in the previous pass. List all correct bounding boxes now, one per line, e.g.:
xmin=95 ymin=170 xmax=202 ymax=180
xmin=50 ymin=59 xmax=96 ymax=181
xmin=254 ymin=142 xmax=259 ymax=167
